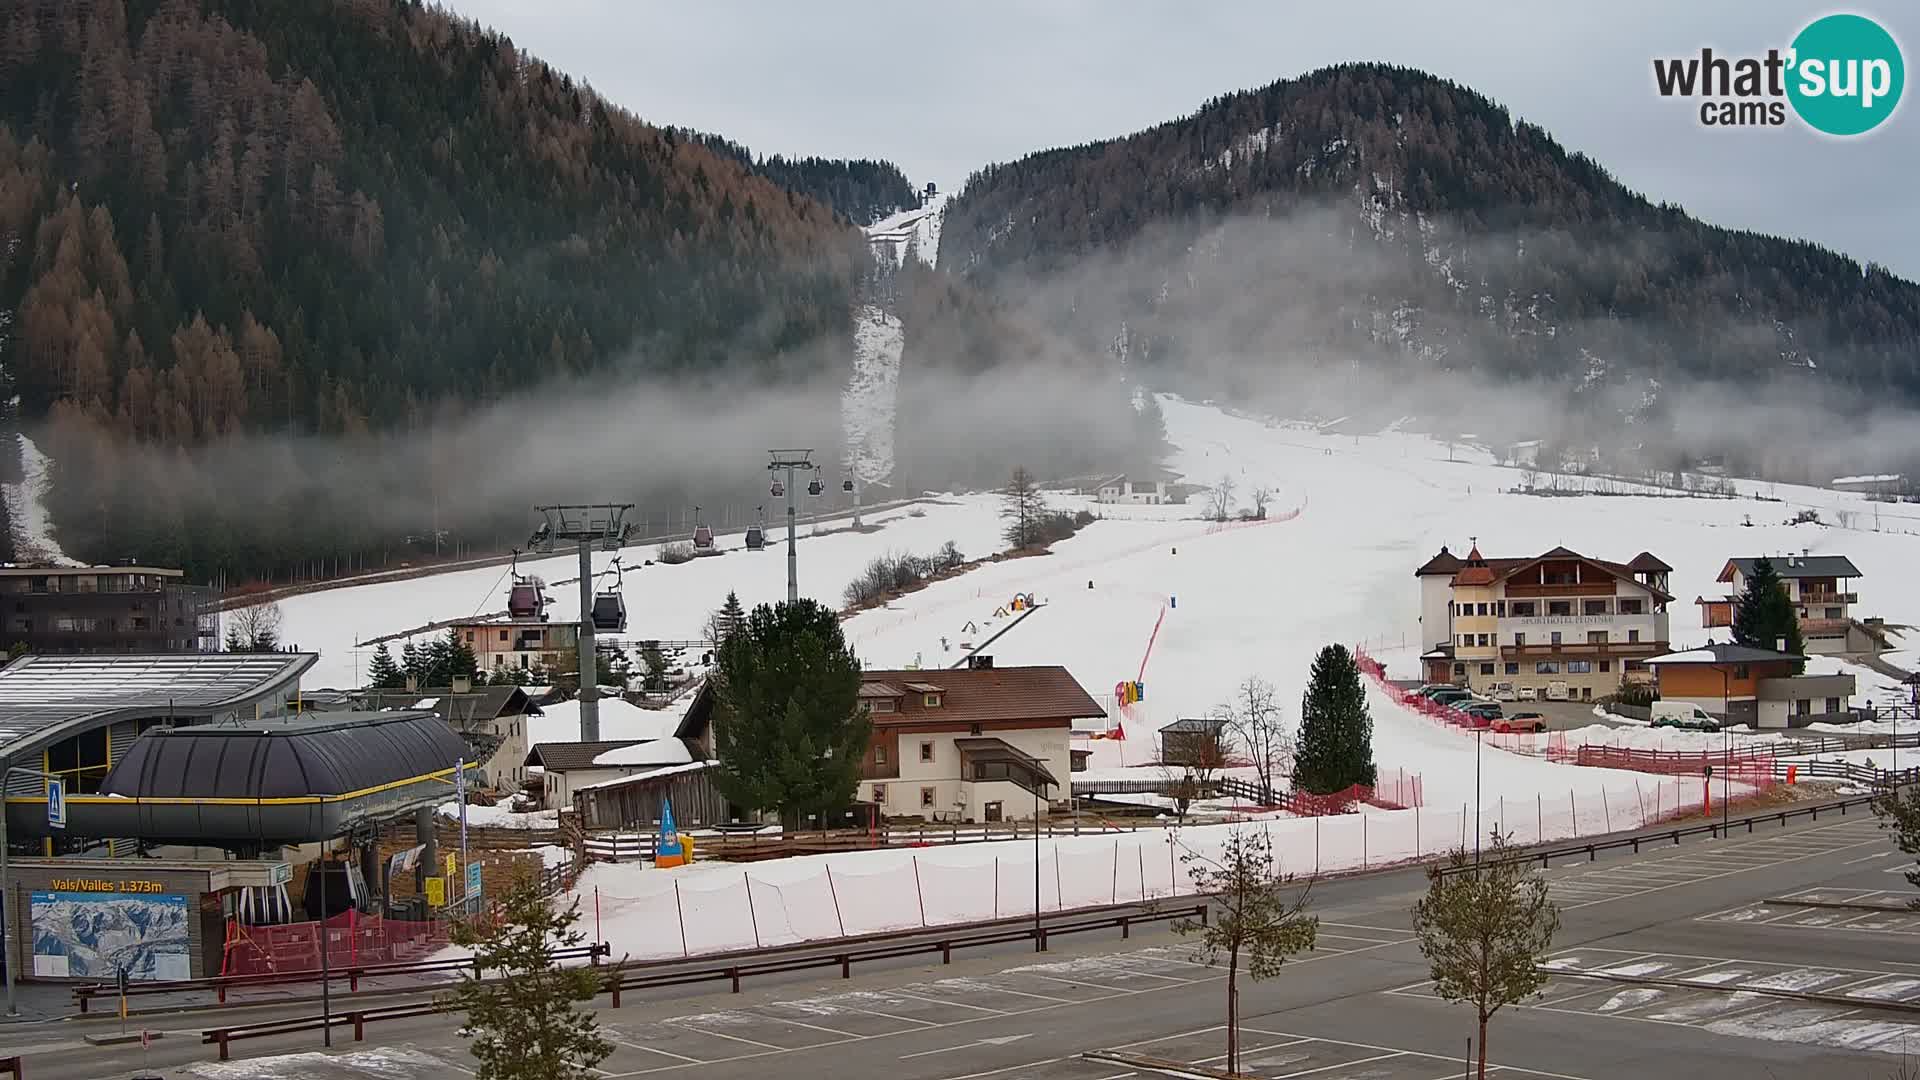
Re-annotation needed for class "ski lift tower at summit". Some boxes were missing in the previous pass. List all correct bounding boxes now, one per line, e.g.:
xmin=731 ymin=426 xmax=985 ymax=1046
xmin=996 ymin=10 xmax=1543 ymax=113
xmin=528 ymin=504 xmax=634 ymax=742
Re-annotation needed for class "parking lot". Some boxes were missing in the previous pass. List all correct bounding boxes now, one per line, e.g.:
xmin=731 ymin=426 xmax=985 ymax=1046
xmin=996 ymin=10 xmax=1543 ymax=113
xmin=1390 ymin=944 xmax=1920 ymax=1058
xmin=71 ymin=808 xmax=1911 ymax=1080
xmin=1537 ymin=816 xmax=1885 ymax=907
xmin=167 ymin=929 xmax=1418 ymax=1080
xmin=1701 ymin=885 xmax=1920 ymax=936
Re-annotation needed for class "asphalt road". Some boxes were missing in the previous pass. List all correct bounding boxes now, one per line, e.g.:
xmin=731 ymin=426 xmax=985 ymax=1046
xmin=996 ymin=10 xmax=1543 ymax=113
xmin=11 ymin=804 xmax=1917 ymax=1080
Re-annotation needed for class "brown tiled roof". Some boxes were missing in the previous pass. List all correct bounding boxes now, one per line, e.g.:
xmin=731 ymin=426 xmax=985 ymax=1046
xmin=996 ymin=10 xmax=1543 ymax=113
xmin=524 ymin=740 xmax=643 ymax=771
xmin=1414 ymin=546 xmax=1463 ymax=577
xmin=1456 ymin=548 xmax=1675 ymax=603
xmin=1627 ymin=552 xmax=1673 ymax=572
xmin=1453 ymin=566 xmax=1496 ymax=586
xmin=859 ymin=665 xmax=1105 ymax=727
xmin=857 ymin=682 xmax=904 ymax=698
xmin=364 ymin=685 xmax=538 ymax=722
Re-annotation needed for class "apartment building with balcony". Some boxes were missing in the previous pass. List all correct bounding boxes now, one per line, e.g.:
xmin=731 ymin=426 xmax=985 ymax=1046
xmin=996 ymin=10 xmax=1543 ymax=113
xmin=0 ymin=564 xmax=218 ymax=654
xmin=1415 ymin=544 xmax=1673 ymax=700
xmin=449 ymin=617 xmax=579 ymax=675
xmin=1695 ymin=554 xmax=1882 ymax=655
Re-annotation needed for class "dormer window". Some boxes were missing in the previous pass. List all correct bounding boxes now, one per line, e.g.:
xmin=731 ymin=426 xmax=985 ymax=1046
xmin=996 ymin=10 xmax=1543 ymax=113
xmin=905 ymin=681 xmax=945 ymax=708
xmin=924 ymin=694 xmax=942 ymax=708
xmin=868 ymin=698 xmax=896 ymax=713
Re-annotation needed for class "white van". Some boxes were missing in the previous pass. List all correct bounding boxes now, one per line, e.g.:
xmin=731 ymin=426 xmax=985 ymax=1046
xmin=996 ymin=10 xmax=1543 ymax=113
xmin=1544 ymin=681 xmax=1570 ymax=701
xmin=1650 ymin=701 xmax=1720 ymax=731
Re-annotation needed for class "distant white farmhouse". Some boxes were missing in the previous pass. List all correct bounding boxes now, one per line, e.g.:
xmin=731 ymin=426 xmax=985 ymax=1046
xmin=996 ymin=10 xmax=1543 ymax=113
xmin=1093 ymin=473 xmax=1187 ymax=505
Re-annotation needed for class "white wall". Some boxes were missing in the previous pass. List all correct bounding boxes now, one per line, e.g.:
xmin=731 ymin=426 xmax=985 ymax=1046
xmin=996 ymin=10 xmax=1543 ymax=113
xmin=860 ymin=725 xmax=1071 ymax=821
xmin=1418 ymin=575 xmax=1453 ymax=651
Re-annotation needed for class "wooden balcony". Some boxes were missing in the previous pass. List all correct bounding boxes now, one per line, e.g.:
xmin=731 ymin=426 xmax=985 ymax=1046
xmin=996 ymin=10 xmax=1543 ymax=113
xmin=1501 ymin=641 xmax=1667 ymax=658
xmin=1503 ymin=582 xmax=1618 ymax=598
xmin=1797 ymin=592 xmax=1857 ymax=605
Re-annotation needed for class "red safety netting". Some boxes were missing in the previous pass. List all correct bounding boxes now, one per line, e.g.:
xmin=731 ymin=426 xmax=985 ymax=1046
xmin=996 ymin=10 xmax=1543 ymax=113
xmin=221 ymin=911 xmax=450 ymax=977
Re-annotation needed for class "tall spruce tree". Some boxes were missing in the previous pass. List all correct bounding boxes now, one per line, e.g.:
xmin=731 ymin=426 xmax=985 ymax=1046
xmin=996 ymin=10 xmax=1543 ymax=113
xmin=367 ymin=643 xmax=405 ymax=689
xmin=400 ymin=639 xmax=425 ymax=688
xmin=446 ymin=627 xmax=480 ymax=684
xmin=1294 ymin=644 xmax=1377 ymax=795
xmin=711 ymin=599 xmax=869 ymax=828
xmin=1731 ymin=557 xmax=1805 ymax=672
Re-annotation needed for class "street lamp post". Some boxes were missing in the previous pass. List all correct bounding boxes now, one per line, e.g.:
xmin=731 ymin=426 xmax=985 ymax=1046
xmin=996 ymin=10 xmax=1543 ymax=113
xmin=1034 ymin=777 xmax=1046 ymax=952
xmin=1721 ymin=664 xmax=1731 ymax=835
xmin=1473 ymin=727 xmax=1484 ymax=864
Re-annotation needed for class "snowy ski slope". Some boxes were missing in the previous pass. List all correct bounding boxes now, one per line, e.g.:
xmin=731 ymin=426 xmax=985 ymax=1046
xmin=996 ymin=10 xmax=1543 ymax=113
xmin=279 ymin=394 xmax=1920 ymax=804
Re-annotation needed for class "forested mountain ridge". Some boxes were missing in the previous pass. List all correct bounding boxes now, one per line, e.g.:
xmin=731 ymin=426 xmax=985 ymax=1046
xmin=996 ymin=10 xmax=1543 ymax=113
xmin=0 ymin=0 xmax=864 ymax=446
xmin=940 ymin=63 xmax=1920 ymax=423
xmin=676 ymin=132 xmax=920 ymax=227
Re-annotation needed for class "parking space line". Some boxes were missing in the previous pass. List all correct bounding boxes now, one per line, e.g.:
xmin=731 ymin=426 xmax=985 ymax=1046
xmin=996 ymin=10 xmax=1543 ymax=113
xmin=890 ymin=990 xmax=1013 ymax=1014
xmin=675 ymin=1025 xmax=789 ymax=1052
xmin=1322 ymin=921 xmax=1409 ymax=934
xmin=860 ymin=1007 xmax=943 ymax=1028
xmin=1234 ymin=1028 xmax=1599 ymax=1080
xmin=1844 ymin=851 xmax=1895 ymax=865
xmin=930 ymin=1058 xmax=1066 ymax=1080
xmin=962 ymin=980 xmax=1090 ymax=1002
xmin=1270 ymin=1051 xmax=1408 ymax=1077
xmin=755 ymin=1013 xmax=869 ymax=1039
xmin=611 ymin=1038 xmax=710 ymax=1065
xmin=1017 ymin=971 xmax=1151 ymax=994
xmin=1318 ymin=931 xmax=1411 ymax=945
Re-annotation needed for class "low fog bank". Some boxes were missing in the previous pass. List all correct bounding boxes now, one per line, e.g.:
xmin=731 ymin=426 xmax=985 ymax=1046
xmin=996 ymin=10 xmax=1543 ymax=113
xmin=28 ymin=196 xmax=1920 ymax=583
xmin=959 ymin=199 xmax=1920 ymax=490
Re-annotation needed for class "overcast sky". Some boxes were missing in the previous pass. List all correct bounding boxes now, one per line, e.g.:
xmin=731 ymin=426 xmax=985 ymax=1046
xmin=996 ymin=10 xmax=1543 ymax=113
xmin=445 ymin=2 xmax=1918 ymax=279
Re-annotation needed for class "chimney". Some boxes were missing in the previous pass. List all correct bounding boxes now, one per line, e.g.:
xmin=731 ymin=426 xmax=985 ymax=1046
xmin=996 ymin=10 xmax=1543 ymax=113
xmin=969 ymin=654 xmax=994 ymax=670
xmin=452 ymin=675 xmax=472 ymax=694
xmin=1776 ymin=637 xmax=1786 ymax=653
xmin=405 ymin=673 xmax=418 ymax=692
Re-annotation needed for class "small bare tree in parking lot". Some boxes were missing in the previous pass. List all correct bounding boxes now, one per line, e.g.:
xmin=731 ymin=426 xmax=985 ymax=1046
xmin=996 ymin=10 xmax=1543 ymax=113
xmin=1411 ymin=831 xmax=1561 ymax=1080
xmin=1173 ymin=827 xmax=1318 ymax=1074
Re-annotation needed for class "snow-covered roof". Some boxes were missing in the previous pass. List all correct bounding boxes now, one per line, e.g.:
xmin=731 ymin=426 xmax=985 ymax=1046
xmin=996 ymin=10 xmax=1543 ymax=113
xmin=577 ymin=760 xmax=716 ymax=792
xmin=526 ymin=697 xmax=684 ymax=749
xmin=1648 ymin=643 xmax=1804 ymax=665
xmin=591 ymin=738 xmax=695 ymax=768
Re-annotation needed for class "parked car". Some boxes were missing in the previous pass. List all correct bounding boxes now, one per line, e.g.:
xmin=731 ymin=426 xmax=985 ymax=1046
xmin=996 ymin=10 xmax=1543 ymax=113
xmin=1430 ymin=688 xmax=1476 ymax=707
xmin=1650 ymin=701 xmax=1721 ymax=732
xmin=1515 ymin=687 xmax=1539 ymax=701
xmin=1462 ymin=701 xmax=1504 ymax=720
xmin=1490 ymin=682 xmax=1517 ymax=701
xmin=1544 ymin=681 xmax=1571 ymax=701
xmin=1494 ymin=712 xmax=1548 ymax=734
xmin=1414 ymin=684 xmax=1460 ymax=699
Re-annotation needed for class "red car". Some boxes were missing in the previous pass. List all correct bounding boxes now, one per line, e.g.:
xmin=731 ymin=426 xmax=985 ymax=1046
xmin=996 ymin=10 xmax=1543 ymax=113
xmin=1492 ymin=712 xmax=1548 ymax=734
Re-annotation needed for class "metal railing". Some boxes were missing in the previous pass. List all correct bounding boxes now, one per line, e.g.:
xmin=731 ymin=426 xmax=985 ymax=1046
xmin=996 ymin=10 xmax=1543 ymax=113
xmin=74 ymin=944 xmax=609 ymax=1013
xmin=200 ymin=902 xmax=1206 ymax=1060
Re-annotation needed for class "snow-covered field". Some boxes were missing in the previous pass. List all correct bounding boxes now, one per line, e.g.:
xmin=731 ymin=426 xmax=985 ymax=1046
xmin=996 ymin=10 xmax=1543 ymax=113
xmin=283 ymin=392 xmax=1920 ymax=784
xmin=278 ymin=497 xmax=1011 ymax=689
xmin=320 ymin=389 xmax=1920 ymax=962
